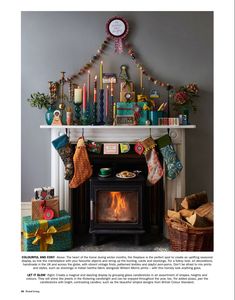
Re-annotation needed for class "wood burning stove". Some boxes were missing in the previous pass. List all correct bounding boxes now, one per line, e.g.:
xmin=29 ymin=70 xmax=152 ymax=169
xmin=89 ymin=176 xmax=146 ymax=245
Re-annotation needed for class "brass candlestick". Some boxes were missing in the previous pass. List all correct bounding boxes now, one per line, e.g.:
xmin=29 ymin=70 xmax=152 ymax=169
xmin=59 ymin=71 xmax=66 ymax=111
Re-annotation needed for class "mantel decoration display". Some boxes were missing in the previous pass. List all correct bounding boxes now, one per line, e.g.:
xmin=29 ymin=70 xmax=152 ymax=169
xmin=27 ymin=16 xmax=199 ymax=126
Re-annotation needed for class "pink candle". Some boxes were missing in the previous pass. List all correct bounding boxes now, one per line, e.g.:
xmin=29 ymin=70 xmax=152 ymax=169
xmin=105 ymin=85 xmax=109 ymax=118
xmin=94 ymin=75 xmax=97 ymax=103
xmin=87 ymin=70 xmax=90 ymax=100
xmin=83 ymin=83 xmax=87 ymax=112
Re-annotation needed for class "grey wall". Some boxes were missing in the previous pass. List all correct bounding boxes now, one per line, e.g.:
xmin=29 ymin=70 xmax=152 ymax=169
xmin=21 ymin=11 xmax=213 ymax=201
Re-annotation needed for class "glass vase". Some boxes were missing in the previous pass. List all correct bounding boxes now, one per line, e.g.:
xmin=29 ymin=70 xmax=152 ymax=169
xmin=45 ymin=106 xmax=55 ymax=125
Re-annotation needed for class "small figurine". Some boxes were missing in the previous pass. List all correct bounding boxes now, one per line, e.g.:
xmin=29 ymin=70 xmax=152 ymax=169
xmin=119 ymin=65 xmax=130 ymax=84
xmin=150 ymin=88 xmax=160 ymax=99
xmin=52 ymin=110 xmax=62 ymax=126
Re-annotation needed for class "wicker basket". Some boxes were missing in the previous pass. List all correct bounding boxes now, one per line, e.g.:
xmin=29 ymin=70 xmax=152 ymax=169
xmin=165 ymin=216 xmax=213 ymax=251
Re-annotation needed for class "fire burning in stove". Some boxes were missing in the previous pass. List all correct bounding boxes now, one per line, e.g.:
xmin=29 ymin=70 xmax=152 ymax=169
xmin=96 ymin=190 xmax=138 ymax=223
xmin=110 ymin=192 xmax=128 ymax=220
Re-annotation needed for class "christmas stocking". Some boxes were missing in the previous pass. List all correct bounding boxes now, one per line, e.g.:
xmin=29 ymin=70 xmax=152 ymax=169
xmin=157 ymin=134 xmax=183 ymax=180
xmin=141 ymin=137 xmax=164 ymax=185
xmin=69 ymin=137 xmax=93 ymax=188
xmin=52 ymin=134 xmax=74 ymax=180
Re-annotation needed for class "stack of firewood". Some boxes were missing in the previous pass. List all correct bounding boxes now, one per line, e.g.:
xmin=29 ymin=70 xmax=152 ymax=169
xmin=167 ymin=191 xmax=213 ymax=227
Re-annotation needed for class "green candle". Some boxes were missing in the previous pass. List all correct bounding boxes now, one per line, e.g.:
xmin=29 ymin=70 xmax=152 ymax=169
xmin=100 ymin=61 xmax=103 ymax=89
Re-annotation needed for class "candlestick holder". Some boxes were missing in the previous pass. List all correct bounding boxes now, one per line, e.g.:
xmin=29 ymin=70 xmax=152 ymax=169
xmin=92 ymin=102 xmax=98 ymax=125
xmin=81 ymin=111 xmax=89 ymax=125
xmin=74 ymin=103 xmax=82 ymax=124
xmin=81 ymin=102 xmax=92 ymax=125
xmin=98 ymin=89 xmax=105 ymax=125
xmin=106 ymin=95 xmax=114 ymax=125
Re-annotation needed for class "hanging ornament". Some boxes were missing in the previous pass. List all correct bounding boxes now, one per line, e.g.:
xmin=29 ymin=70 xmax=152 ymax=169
xmin=106 ymin=16 xmax=129 ymax=53
xmin=134 ymin=142 xmax=144 ymax=155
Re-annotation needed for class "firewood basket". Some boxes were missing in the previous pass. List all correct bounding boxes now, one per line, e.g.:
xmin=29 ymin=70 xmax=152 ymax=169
xmin=165 ymin=216 xmax=213 ymax=251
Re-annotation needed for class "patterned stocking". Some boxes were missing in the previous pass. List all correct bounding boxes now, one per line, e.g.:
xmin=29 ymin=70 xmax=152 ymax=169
xmin=52 ymin=134 xmax=74 ymax=180
xmin=157 ymin=134 xmax=183 ymax=180
xmin=141 ymin=137 xmax=164 ymax=185
xmin=69 ymin=137 xmax=93 ymax=188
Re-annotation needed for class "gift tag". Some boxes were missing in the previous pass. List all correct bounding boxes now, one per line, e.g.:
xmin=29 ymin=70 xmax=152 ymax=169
xmin=134 ymin=142 xmax=144 ymax=155
xmin=43 ymin=207 xmax=55 ymax=220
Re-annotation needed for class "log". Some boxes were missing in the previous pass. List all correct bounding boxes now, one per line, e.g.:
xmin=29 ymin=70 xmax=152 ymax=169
xmin=167 ymin=210 xmax=181 ymax=220
xmin=195 ymin=202 xmax=213 ymax=222
xmin=181 ymin=191 xmax=208 ymax=209
xmin=179 ymin=209 xmax=194 ymax=218
xmin=186 ymin=213 xmax=212 ymax=227
xmin=174 ymin=198 xmax=184 ymax=211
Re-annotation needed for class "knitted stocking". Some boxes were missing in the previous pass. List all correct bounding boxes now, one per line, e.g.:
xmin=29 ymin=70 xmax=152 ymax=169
xmin=52 ymin=134 xmax=74 ymax=180
xmin=141 ymin=137 xmax=164 ymax=185
xmin=69 ymin=137 xmax=93 ymax=188
xmin=157 ymin=134 xmax=183 ymax=180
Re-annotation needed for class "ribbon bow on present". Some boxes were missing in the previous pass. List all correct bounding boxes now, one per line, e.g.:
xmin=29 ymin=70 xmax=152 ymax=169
xmin=24 ymin=219 xmax=71 ymax=251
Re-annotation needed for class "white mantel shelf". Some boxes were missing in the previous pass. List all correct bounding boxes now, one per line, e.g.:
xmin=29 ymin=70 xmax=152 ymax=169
xmin=40 ymin=125 xmax=196 ymax=129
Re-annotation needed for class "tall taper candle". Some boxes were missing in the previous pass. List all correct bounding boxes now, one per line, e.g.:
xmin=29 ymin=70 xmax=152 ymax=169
xmin=87 ymin=70 xmax=90 ymax=100
xmin=94 ymin=75 xmax=97 ymax=103
xmin=105 ymin=85 xmax=109 ymax=119
xmin=83 ymin=83 xmax=87 ymax=112
xmin=111 ymin=81 xmax=114 ymax=97
xmin=100 ymin=61 xmax=103 ymax=89
xmin=110 ymin=81 xmax=114 ymax=124
xmin=140 ymin=67 xmax=143 ymax=91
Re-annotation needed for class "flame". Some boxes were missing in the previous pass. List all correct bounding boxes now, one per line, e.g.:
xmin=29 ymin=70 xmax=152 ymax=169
xmin=110 ymin=192 xmax=127 ymax=219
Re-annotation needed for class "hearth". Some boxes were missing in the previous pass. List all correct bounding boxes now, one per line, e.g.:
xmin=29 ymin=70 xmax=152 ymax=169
xmin=89 ymin=176 xmax=146 ymax=244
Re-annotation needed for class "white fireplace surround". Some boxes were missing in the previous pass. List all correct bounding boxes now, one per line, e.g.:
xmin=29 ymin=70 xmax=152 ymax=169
xmin=41 ymin=125 xmax=196 ymax=237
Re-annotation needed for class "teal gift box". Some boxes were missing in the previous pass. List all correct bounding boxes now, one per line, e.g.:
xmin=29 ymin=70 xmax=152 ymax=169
xmin=23 ymin=210 xmax=72 ymax=251
xmin=117 ymin=102 xmax=134 ymax=116
xmin=137 ymin=102 xmax=148 ymax=125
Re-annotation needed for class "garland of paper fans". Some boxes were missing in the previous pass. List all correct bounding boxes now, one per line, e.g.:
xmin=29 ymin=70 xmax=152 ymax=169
xmin=51 ymin=16 xmax=174 ymax=92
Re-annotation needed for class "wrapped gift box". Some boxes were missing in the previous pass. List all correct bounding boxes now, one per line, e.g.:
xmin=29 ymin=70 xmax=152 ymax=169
xmin=34 ymin=187 xmax=54 ymax=200
xmin=116 ymin=102 xmax=134 ymax=116
xmin=136 ymin=102 xmax=148 ymax=125
xmin=120 ymin=81 xmax=134 ymax=92
xmin=23 ymin=210 xmax=72 ymax=251
xmin=32 ymin=197 xmax=60 ymax=220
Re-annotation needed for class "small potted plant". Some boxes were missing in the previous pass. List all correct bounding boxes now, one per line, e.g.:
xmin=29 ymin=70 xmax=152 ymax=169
xmin=27 ymin=92 xmax=56 ymax=125
xmin=171 ymin=83 xmax=199 ymax=123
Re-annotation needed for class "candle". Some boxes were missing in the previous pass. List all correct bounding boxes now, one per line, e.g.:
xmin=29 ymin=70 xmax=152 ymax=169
xmin=140 ymin=67 xmax=143 ymax=90
xmin=87 ymin=70 xmax=90 ymax=100
xmin=105 ymin=85 xmax=109 ymax=118
xmin=100 ymin=61 xmax=103 ymax=89
xmin=111 ymin=80 xmax=114 ymax=97
xmin=74 ymin=86 xmax=82 ymax=104
xmin=83 ymin=83 xmax=87 ymax=112
xmin=94 ymin=75 xmax=97 ymax=103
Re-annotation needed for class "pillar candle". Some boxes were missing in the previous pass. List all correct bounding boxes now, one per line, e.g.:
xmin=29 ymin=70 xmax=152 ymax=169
xmin=83 ymin=83 xmax=87 ymax=112
xmin=94 ymin=75 xmax=97 ymax=103
xmin=105 ymin=85 xmax=109 ymax=118
xmin=100 ymin=61 xmax=103 ymax=89
xmin=74 ymin=86 xmax=82 ymax=104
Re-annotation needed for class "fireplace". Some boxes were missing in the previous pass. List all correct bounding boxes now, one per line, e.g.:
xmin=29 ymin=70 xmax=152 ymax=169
xmin=70 ymin=150 xmax=165 ymax=245
xmin=48 ymin=127 xmax=188 ymax=240
xmin=89 ymin=176 xmax=146 ymax=244
xmin=95 ymin=191 xmax=138 ymax=223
